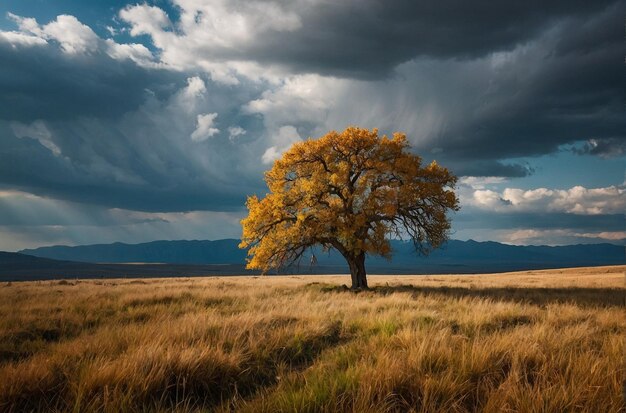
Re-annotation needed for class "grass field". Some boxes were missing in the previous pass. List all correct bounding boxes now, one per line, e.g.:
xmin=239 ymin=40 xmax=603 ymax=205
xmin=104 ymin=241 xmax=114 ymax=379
xmin=0 ymin=266 xmax=624 ymax=412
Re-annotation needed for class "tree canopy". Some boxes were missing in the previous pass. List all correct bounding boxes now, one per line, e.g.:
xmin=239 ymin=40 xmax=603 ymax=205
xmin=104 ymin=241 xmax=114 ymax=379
xmin=240 ymin=127 xmax=459 ymax=289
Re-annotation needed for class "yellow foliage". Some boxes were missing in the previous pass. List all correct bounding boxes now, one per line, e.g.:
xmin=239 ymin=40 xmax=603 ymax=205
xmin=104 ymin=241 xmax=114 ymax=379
xmin=240 ymin=127 xmax=459 ymax=284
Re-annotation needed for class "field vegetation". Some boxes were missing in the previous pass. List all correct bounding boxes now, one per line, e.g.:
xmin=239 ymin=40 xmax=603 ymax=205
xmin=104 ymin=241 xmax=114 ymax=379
xmin=0 ymin=266 xmax=624 ymax=412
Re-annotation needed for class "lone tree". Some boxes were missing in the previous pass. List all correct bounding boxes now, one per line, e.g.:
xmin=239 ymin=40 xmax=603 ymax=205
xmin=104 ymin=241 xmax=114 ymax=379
xmin=240 ymin=127 xmax=459 ymax=289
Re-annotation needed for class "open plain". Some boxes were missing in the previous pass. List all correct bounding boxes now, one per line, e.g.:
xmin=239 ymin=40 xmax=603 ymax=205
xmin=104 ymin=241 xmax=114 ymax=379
xmin=0 ymin=266 xmax=624 ymax=412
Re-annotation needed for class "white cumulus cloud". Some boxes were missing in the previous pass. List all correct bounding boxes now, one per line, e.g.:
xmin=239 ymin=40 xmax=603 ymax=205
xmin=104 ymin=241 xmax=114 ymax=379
xmin=118 ymin=0 xmax=301 ymax=83
xmin=228 ymin=126 xmax=246 ymax=141
xmin=467 ymin=185 xmax=625 ymax=215
xmin=261 ymin=125 xmax=301 ymax=164
xmin=503 ymin=229 xmax=626 ymax=245
xmin=40 ymin=14 xmax=99 ymax=54
xmin=0 ymin=30 xmax=47 ymax=47
xmin=191 ymin=113 xmax=219 ymax=142
xmin=119 ymin=5 xmax=172 ymax=38
xmin=1 ymin=12 xmax=157 ymax=65
xmin=104 ymin=39 xmax=156 ymax=66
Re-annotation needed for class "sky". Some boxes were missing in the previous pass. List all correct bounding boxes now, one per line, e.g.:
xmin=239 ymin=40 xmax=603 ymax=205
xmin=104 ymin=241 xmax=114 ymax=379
xmin=0 ymin=0 xmax=624 ymax=251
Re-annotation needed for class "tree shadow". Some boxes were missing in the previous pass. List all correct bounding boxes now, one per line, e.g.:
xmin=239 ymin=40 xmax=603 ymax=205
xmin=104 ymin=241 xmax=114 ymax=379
xmin=318 ymin=283 xmax=625 ymax=307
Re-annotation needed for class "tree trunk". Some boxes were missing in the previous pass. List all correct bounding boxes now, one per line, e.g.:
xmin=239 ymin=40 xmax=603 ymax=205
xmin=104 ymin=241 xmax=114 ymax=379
xmin=348 ymin=259 xmax=358 ymax=289
xmin=347 ymin=252 xmax=368 ymax=290
xmin=355 ymin=252 xmax=368 ymax=289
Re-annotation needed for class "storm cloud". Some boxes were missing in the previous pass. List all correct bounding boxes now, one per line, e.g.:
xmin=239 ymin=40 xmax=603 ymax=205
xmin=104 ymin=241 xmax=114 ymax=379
xmin=117 ymin=0 xmax=619 ymax=79
xmin=0 ymin=33 xmax=179 ymax=122
xmin=0 ymin=0 xmax=624 ymax=249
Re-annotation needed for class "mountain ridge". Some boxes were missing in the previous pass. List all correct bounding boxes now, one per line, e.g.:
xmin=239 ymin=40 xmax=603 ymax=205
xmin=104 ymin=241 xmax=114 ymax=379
xmin=0 ymin=239 xmax=623 ymax=281
xmin=20 ymin=238 xmax=625 ymax=267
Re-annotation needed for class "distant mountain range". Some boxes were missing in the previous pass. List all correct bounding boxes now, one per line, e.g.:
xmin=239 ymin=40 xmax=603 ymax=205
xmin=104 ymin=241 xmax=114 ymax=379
xmin=0 ymin=250 xmax=255 ymax=281
xmin=22 ymin=239 xmax=247 ymax=265
xmin=9 ymin=238 xmax=623 ymax=281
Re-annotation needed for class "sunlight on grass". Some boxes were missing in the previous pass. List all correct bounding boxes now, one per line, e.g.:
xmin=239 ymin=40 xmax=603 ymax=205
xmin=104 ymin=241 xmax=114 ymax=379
xmin=0 ymin=266 xmax=624 ymax=412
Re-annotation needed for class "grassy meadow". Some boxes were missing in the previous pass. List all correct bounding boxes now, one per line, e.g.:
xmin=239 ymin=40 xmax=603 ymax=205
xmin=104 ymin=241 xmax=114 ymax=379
xmin=0 ymin=266 xmax=624 ymax=412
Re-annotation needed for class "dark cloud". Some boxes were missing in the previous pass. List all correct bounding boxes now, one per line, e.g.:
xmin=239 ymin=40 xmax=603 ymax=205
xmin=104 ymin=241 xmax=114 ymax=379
xmin=455 ymin=211 xmax=625 ymax=232
xmin=0 ymin=0 xmax=624 ymax=218
xmin=402 ymin=2 xmax=625 ymax=168
xmin=247 ymin=0 xmax=618 ymax=79
xmin=0 ymin=25 xmax=272 ymax=212
xmin=0 ymin=53 xmax=268 ymax=213
xmin=0 ymin=41 xmax=180 ymax=122
xmin=571 ymin=138 xmax=626 ymax=158
xmin=0 ymin=118 xmax=262 ymax=212
xmin=433 ymin=159 xmax=534 ymax=178
xmin=0 ymin=193 xmax=166 ymax=227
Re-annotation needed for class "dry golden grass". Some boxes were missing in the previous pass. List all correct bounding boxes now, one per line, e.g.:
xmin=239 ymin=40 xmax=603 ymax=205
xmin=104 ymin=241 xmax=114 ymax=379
xmin=0 ymin=265 xmax=624 ymax=412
